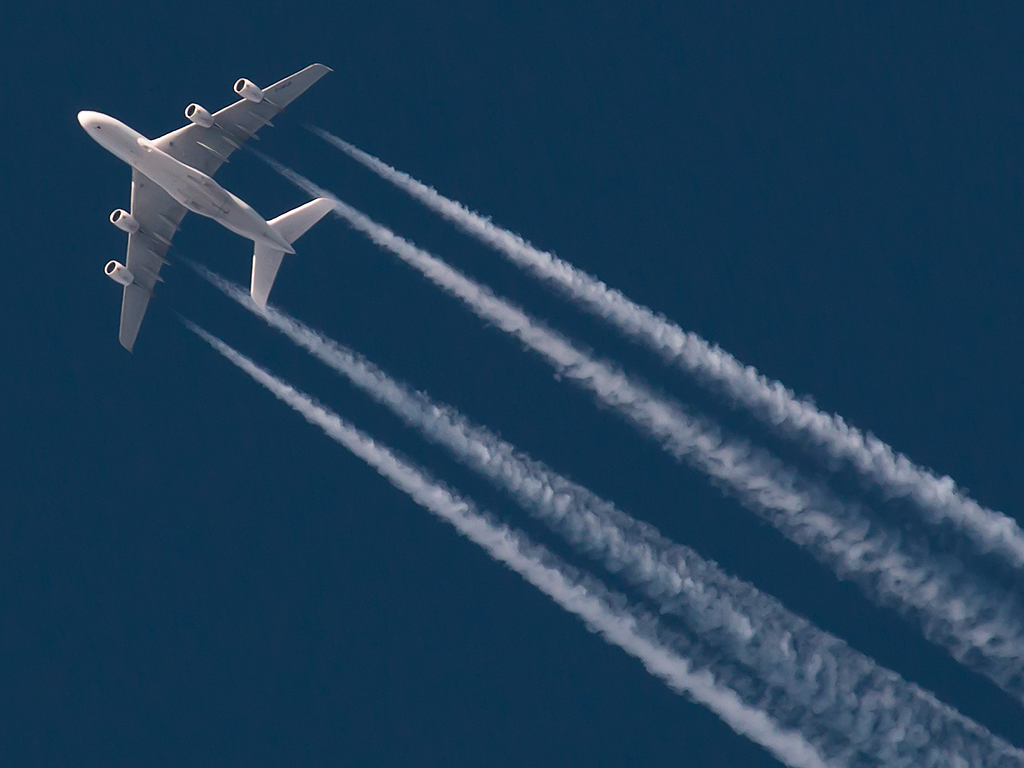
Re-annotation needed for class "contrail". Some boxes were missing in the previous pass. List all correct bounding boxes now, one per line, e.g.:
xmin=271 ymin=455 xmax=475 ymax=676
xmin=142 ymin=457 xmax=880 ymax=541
xmin=181 ymin=320 xmax=835 ymax=768
xmin=313 ymin=127 xmax=1024 ymax=572
xmin=252 ymin=153 xmax=1024 ymax=702
xmin=188 ymin=266 xmax=1024 ymax=765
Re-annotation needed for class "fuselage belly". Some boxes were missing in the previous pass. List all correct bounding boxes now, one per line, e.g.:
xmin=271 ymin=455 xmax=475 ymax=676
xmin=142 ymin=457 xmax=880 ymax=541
xmin=77 ymin=111 xmax=293 ymax=253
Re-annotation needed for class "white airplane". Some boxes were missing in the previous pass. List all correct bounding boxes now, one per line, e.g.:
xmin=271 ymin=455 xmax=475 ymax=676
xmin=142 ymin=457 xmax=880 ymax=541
xmin=78 ymin=63 xmax=334 ymax=350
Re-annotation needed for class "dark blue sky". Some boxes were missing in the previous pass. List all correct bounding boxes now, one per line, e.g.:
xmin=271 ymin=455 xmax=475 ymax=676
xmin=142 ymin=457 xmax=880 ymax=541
xmin=3 ymin=3 xmax=1024 ymax=766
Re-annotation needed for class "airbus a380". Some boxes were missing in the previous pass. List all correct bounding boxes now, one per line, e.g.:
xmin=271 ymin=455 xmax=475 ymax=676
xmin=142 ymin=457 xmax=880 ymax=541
xmin=78 ymin=63 xmax=334 ymax=350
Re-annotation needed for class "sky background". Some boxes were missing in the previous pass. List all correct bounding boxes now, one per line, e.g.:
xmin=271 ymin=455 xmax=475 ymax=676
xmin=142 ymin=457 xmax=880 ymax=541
xmin=3 ymin=2 xmax=1024 ymax=766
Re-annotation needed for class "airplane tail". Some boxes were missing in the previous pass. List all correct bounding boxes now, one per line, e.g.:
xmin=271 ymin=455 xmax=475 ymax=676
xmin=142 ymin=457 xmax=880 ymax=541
xmin=251 ymin=197 xmax=334 ymax=308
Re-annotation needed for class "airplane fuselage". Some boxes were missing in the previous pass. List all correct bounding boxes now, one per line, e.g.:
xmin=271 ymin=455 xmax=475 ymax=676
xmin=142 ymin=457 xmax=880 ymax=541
xmin=77 ymin=111 xmax=294 ymax=254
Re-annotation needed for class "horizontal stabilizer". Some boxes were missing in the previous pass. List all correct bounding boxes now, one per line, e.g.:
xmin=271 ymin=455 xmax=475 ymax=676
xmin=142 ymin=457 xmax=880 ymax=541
xmin=251 ymin=245 xmax=286 ymax=310
xmin=268 ymin=197 xmax=334 ymax=244
xmin=251 ymin=198 xmax=334 ymax=308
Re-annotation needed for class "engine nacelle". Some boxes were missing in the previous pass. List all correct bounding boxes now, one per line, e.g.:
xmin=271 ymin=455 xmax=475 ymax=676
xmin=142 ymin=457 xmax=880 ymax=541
xmin=105 ymin=260 xmax=135 ymax=287
xmin=185 ymin=103 xmax=215 ymax=128
xmin=110 ymin=209 xmax=139 ymax=233
xmin=233 ymin=78 xmax=263 ymax=103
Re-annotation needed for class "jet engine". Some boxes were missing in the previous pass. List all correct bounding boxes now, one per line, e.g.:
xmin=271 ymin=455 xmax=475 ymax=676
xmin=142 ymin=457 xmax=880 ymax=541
xmin=185 ymin=103 xmax=215 ymax=128
xmin=105 ymin=260 xmax=135 ymax=287
xmin=233 ymin=78 xmax=263 ymax=103
xmin=110 ymin=209 xmax=139 ymax=233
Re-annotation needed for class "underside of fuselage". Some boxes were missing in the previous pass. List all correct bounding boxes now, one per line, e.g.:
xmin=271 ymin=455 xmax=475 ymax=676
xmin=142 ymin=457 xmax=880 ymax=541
xmin=78 ymin=110 xmax=292 ymax=253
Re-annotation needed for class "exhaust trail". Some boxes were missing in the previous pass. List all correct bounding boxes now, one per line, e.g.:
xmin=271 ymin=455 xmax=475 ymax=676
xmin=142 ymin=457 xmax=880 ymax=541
xmin=314 ymin=128 xmax=1024 ymax=572
xmin=190 ymin=264 xmax=1024 ymax=765
xmin=252 ymin=154 xmax=1024 ymax=703
xmin=182 ymin=320 xmax=835 ymax=768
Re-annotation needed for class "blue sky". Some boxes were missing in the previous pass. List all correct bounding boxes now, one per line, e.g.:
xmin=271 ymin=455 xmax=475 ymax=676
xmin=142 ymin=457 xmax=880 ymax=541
xmin=3 ymin=3 xmax=1024 ymax=766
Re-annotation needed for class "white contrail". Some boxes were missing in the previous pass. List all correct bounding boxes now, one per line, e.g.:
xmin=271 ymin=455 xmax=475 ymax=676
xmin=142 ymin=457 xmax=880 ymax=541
xmin=313 ymin=127 xmax=1024 ymax=572
xmin=181 ymin=321 xmax=835 ymax=768
xmin=188 ymin=266 xmax=1024 ymax=765
xmin=252 ymin=154 xmax=1024 ymax=703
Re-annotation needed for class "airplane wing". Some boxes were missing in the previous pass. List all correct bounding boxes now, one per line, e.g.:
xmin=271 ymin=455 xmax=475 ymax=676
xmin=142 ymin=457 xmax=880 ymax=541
xmin=152 ymin=63 xmax=332 ymax=176
xmin=118 ymin=170 xmax=187 ymax=351
xmin=113 ymin=64 xmax=330 ymax=350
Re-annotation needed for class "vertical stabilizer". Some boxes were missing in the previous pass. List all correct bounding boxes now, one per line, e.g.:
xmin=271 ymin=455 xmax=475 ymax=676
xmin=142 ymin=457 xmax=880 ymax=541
xmin=250 ymin=198 xmax=334 ymax=308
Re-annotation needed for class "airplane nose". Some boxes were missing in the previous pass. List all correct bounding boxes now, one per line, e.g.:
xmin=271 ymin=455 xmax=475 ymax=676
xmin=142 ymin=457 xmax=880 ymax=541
xmin=77 ymin=110 xmax=98 ymax=129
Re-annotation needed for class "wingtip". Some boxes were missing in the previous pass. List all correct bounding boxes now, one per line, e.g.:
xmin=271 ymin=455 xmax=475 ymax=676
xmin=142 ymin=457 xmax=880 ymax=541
xmin=119 ymin=326 xmax=137 ymax=352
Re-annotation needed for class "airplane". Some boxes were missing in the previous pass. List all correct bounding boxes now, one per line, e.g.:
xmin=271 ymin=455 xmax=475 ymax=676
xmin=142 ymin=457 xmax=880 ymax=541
xmin=78 ymin=63 xmax=335 ymax=351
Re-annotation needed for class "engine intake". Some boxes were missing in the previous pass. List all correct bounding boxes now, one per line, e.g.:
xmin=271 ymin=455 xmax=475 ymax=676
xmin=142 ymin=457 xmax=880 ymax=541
xmin=233 ymin=78 xmax=263 ymax=103
xmin=105 ymin=260 xmax=135 ymax=287
xmin=185 ymin=103 xmax=215 ymax=128
xmin=110 ymin=209 xmax=139 ymax=233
